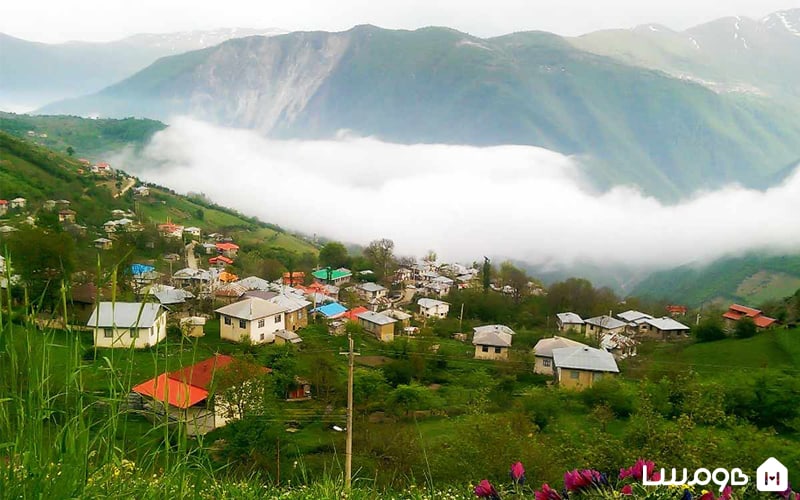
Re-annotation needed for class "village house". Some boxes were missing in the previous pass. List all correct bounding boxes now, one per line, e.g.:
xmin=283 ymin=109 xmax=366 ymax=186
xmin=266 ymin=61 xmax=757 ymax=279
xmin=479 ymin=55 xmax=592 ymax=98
xmin=312 ymin=267 xmax=352 ymax=286
xmin=666 ymin=305 xmax=688 ymax=317
xmin=173 ymin=268 xmax=217 ymax=289
xmin=267 ymin=294 xmax=311 ymax=331
xmin=357 ymin=282 xmax=388 ymax=302
xmin=343 ymin=306 xmax=369 ymax=322
xmin=184 ymin=227 xmax=202 ymax=238
xmin=357 ymin=311 xmax=397 ymax=342
xmin=133 ymin=186 xmax=150 ymax=197
xmin=394 ymin=267 xmax=413 ymax=283
xmin=158 ymin=222 xmax=184 ymax=238
xmin=214 ymin=283 xmax=247 ymax=304
xmin=92 ymin=162 xmax=111 ymax=175
xmin=722 ymin=304 xmax=778 ymax=332
xmin=70 ymin=282 xmax=104 ymax=324
xmin=0 ymin=200 xmax=7 ymax=216
xmin=640 ymin=317 xmax=691 ymax=339
xmin=617 ymin=310 xmax=654 ymax=335
xmin=600 ymin=332 xmax=638 ymax=359
xmin=87 ymin=302 xmax=168 ymax=348
xmin=94 ymin=238 xmax=113 ymax=250
xmin=216 ymin=297 xmax=288 ymax=344
xmin=58 ymin=209 xmax=76 ymax=223
xmin=132 ymin=354 xmax=269 ymax=435
xmin=313 ymin=302 xmax=348 ymax=320
xmin=286 ymin=377 xmax=312 ymax=401
xmin=472 ymin=324 xmax=515 ymax=360
xmin=44 ymin=200 xmax=57 ymax=211
xmin=584 ymin=315 xmax=627 ymax=340
xmin=418 ymin=298 xmax=450 ymax=319
xmin=282 ymin=271 xmax=306 ymax=286
xmin=209 ymin=255 xmax=234 ymax=268
xmin=153 ymin=288 xmax=195 ymax=307
xmin=556 ymin=312 xmax=584 ymax=334
xmin=215 ymin=242 xmax=239 ymax=258
xmin=381 ymin=309 xmax=412 ymax=329
xmin=236 ymin=276 xmax=272 ymax=291
xmin=10 ymin=198 xmax=26 ymax=209
xmin=274 ymin=330 xmax=303 ymax=346
xmin=180 ymin=316 xmax=206 ymax=337
xmin=551 ymin=346 xmax=619 ymax=390
xmin=533 ymin=336 xmax=588 ymax=375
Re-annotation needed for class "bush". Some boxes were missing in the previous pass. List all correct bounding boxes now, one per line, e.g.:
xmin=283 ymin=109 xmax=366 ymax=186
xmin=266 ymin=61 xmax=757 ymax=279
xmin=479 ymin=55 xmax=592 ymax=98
xmin=693 ymin=318 xmax=726 ymax=342
xmin=734 ymin=317 xmax=757 ymax=338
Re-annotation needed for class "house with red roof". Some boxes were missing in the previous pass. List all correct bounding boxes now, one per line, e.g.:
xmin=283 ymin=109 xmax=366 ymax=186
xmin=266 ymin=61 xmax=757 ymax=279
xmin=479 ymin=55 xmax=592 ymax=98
xmin=0 ymin=200 xmax=7 ymax=216
xmin=158 ymin=222 xmax=184 ymax=238
xmin=215 ymin=242 xmax=240 ymax=258
xmin=722 ymin=304 xmax=777 ymax=332
xmin=666 ymin=305 xmax=688 ymax=317
xmin=209 ymin=255 xmax=234 ymax=267
xmin=132 ymin=354 xmax=269 ymax=435
xmin=282 ymin=271 xmax=305 ymax=286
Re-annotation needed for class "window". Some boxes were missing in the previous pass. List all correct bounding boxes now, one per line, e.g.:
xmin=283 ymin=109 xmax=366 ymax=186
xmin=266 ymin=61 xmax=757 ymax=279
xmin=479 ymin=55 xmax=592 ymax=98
xmin=103 ymin=328 xmax=113 ymax=338
xmin=130 ymin=329 xmax=139 ymax=338
xmin=482 ymin=346 xmax=489 ymax=352
xmin=570 ymin=370 xmax=580 ymax=380
xmin=224 ymin=316 xmax=231 ymax=326
xmin=593 ymin=372 xmax=603 ymax=382
xmin=258 ymin=319 xmax=265 ymax=328
xmin=275 ymin=314 xmax=282 ymax=323
xmin=239 ymin=319 xmax=247 ymax=329
xmin=260 ymin=333 xmax=265 ymax=341
xmin=494 ymin=347 xmax=501 ymax=354
xmin=543 ymin=359 xmax=551 ymax=367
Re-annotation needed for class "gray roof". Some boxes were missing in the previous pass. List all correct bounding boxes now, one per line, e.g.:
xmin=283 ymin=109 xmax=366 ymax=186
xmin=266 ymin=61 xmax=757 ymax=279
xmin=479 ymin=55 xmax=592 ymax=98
xmin=533 ymin=336 xmax=587 ymax=358
xmin=556 ymin=312 xmax=584 ymax=325
xmin=432 ymin=276 xmax=454 ymax=285
xmin=643 ymin=317 xmax=691 ymax=332
xmin=356 ymin=311 xmax=397 ymax=325
xmin=381 ymin=309 xmax=412 ymax=321
xmin=237 ymin=276 xmax=272 ymax=291
xmin=584 ymin=315 xmax=627 ymax=330
xmin=617 ymin=310 xmax=653 ymax=323
xmin=418 ymin=298 xmax=449 ymax=309
xmin=268 ymin=294 xmax=311 ymax=312
xmin=275 ymin=330 xmax=303 ymax=343
xmin=473 ymin=324 xmax=516 ymax=337
xmin=243 ymin=290 xmax=279 ymax=301
xmin=472 ymin=328 xmax=513 ymax=348
xmin=552 ymin=346 xmax=619 ymax=373
xmin=215 ymin=297 xmax=288 ymax=320
xmin=87 ymin=302 xmax=164 ymax=328
xmin=154 ymin=289 xmax=195 ymax=305
xmin=358 ymin=282 xmax=387 ymax=293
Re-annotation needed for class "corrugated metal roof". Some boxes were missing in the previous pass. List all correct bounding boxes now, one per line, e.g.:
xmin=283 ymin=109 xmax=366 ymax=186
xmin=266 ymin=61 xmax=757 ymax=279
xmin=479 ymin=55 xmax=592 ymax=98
xmin=643 ymin=317 xmax=690 ymax=331
xmin=556 ymin=312 xmax=584 ymax=324
xmin=584 ymin=315 xmax=627 ymax=330
xmin=87 ymin=302 xmax=163 ymax=328
xmin=552 ymin=346 xmax=619 ymax=373
xmin=215 ymin=297 xmax=288 ymax=320
xmin=472 ymin=329 xmax=513 ymax=347
xmin=358 ymin=282 xmax=387 ymax=292
xmin=617 ymin=310 xmax=653 ymax=322
xmin=268 ymin=294 xmax=311 ymax=312
xmin=356 ymin=311 xmax=397 ymax=325
xmin=533 ymin=336 xmax=587 ymax=358
xmin=418 ymin=298 xmax=449 ymax=308
xmin=313 ymin=302 xmax=348 ymax=318
xmin=236 ymin=276 xmax=272 ymax=291
xmin=473 ymin=324 xmax=516 ymax=337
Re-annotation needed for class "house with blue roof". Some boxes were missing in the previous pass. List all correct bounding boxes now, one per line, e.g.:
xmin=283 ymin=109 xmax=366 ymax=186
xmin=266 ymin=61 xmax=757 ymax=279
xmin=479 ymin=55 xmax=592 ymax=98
xmin=313 ymin=302 xmax=348 ymax=319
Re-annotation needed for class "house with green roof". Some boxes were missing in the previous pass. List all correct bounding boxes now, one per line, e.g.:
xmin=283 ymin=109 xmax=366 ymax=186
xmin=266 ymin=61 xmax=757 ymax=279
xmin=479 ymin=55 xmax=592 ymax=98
xmin=311 ymin=267 xmax=353 ymax=286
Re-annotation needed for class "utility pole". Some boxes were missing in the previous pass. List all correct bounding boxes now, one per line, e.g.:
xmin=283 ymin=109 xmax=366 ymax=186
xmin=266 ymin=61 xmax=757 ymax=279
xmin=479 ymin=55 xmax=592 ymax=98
xmin=339 ymin=333 xmax=359 ymax=491
xmin=459 ymin=303 xmax=464 ymax=331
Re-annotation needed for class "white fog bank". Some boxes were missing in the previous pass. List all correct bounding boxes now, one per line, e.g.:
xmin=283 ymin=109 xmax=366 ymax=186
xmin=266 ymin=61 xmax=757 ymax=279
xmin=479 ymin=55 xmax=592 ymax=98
xmin=121 ymin=118 xmax=800 ymax=269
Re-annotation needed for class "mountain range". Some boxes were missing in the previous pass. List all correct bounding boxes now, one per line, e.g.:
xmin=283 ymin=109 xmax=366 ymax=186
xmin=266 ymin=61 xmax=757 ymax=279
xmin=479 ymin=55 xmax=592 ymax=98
xmin=20 ymin=11 xmax=799 ymax=199
xmin=0 ymin=28 xmax=285 ymax=112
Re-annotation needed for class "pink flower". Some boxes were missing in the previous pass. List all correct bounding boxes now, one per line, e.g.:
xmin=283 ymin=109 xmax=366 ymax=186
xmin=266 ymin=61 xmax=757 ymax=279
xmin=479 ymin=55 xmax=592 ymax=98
xmin=619 ymin=459 xmax=658 ymax=482
xmin=510 ymin=461 xmax=526 ymax=486
xmin=720 ymin=485 xmax=732 ymax=500
xmin=474 ymin=479 xmax=500 ymax=499
xmin=534 ymin=483 xmax=562 ymax=500
xmin=564 ymin=469 xmax=606 ymax=492
xmin=621 ymin=484 xmax=633 ymax=495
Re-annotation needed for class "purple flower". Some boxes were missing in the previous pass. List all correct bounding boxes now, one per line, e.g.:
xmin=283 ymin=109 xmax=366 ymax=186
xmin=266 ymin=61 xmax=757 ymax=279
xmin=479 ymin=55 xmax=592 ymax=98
xmin=619 ymin=459 xmax=658 ymax=482
xmin=510 ymin=461 xmax=526 ymax=486
xmin=474 ymin=479 xmax=500 ymax=499
xmin=564 ymin=469 xmax=605 ymax=492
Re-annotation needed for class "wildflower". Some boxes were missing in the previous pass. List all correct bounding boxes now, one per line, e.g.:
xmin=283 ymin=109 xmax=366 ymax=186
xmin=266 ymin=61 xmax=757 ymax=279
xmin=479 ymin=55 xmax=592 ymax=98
xmin=681 ymin=489 xmax=693 ymax=500
xmin=564 ymin=469 xmax=607 ymax=492
xmin=474 ymin=479 xmax=500 ymax=499
xmin=620 ymin=484 xmax=633 ymax=495
xmin=619 ymin=459 xmax=659 ymax=482
xmin=510 ymin=461 xmax=526 ymax=486
xmin=534 ymin=483 xmax=562 ymax=500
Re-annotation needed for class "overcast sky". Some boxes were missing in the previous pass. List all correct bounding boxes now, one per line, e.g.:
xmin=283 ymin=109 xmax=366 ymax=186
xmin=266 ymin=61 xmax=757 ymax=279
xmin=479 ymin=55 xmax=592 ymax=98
xmin=2 ymin=0 xmax=797 ymax=43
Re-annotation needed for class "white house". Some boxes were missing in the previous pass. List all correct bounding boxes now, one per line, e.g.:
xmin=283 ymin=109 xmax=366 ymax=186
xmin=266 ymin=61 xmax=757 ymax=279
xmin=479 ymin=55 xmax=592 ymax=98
xmin=583 ymin=315 xmax=627 ymax=340
xmin=533 ymin=336 xmax=587 ymax=375
xmin=641 ymin=317 xmax=691 ymax=339
xmin=10 ymin=198 xmax=26 ymax=209
xmin=555 ymin=312 xmax=584 ymax=333
xmin=418 ymin=298 xmax=450 ymax=319
xmin=184 ymin=226 xmax=202 ymax=238
xmin=356 ymin=282 xmax=388 ymax=301
xmin=215 ymin=298 xmax=288 ymax=344
xmin=472 ymin=324 xmax=515 ymax=360
xmin=87 ymin=302 xmax=168 ymax=348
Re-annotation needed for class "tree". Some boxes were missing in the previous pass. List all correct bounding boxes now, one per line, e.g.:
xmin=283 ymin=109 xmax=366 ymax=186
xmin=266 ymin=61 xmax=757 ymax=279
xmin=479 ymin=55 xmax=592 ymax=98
xmin=66 ymin=146 xmax=75 ymax=156
xmin=364 ymin=238 xmax=395 ymax=281
xmin=482 ymin=256 xmax=491 ymax=292
xmin=693 ymin=317 xmax=726 ymax=342
xmin=499 ymin=261 xmax=529 ymax=301
xmin=213 ymin=358 xmax=275 ymax=420
xmin=319 ymin=241 xmax=349 ymax=269
xmin=195 ymin=208 xmax=205 ymax=221
xmin=6 ymin=228 xmax=76 ymax=309
xmin=734 ymin=317 xmax=757 ymax=339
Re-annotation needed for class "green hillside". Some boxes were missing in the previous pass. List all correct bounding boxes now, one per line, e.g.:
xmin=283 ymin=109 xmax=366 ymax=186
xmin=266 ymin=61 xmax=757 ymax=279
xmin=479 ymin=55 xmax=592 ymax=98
xmin=0 ymin=130 xmax=317 ymax=262
xmin=0 ymin=112 xmax=166 ymax=161
xmin=38 ymin=26 xmax=800 ymax=200
xmin=631 ymin=253 xmax=800 ymax=306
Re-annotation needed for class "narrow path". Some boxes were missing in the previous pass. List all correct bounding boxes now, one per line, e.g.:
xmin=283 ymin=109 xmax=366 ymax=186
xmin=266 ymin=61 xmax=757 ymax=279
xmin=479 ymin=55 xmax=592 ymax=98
xmin=114 ymin=177 xmax=136 ymax=198
xmin=186 ymin=241 xmax=198 ymax=270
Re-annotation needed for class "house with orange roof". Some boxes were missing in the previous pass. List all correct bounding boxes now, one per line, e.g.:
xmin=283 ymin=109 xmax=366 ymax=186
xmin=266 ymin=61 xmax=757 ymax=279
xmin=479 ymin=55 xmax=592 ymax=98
xmin=215 ymin=242 xmax=240 ymax=258
xmin=158 ymin=222 xmax=184 ymax=238
xmin=0 ymin=200 xmax=7 ymax=216
xmin=209 ymin=255 xmax=234 ymax=267
xmin=666 ymin=305 xmax=688 ymax=317
xmin=722 ymin=304 xmax=777 ymax=332
xmin=343 ymin=306 xmax=369 ymax=321
xmin=282 ymin=271 xmax=305 ymax=286
xmin=132 ymin=354 xmax=269 ymax=435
